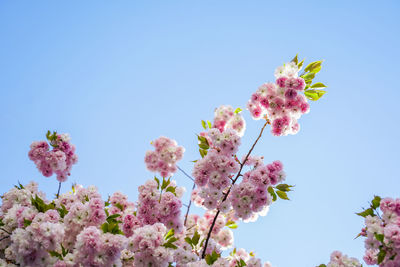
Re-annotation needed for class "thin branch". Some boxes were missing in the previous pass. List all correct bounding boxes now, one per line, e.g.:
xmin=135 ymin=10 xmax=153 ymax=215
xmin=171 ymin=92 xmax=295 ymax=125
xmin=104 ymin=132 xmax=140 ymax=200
xmin=177 ymin=166 xmax=195 ymax=182
xmin=0 ymin=228 xmax=11 ymax=235
xmin=184 ymin=182 xmax=196 ymax=227
xmin=56 ymin=182 xmax=62 ymax=198
xmin=0 ymin=235 xmax=10 ymax=242
xmin=201 ymin=120 xmax=269 ymax=258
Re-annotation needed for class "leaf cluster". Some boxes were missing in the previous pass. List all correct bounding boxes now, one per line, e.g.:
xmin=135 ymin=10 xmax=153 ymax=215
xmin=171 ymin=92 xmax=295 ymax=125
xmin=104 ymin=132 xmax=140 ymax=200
xmin=205 ymin=250 xmax=221 ymax=265
xmin=163 ymin=228 xmax=179 ymax=249
xmin=267 ymin=184 xmax=294 ymax=202
xmin=101 ymin=213 xmax=123 ymax=235
xmin=292 ymin=54 xmax=327 ymax=101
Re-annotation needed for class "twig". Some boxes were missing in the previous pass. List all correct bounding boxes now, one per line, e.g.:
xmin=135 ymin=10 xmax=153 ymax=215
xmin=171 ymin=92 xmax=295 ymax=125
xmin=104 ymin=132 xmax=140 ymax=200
xmin=0 ymin=228 xmax=11 ymax=235
xmin=184 ymin=183 xmax=196 ymax=227
xmin=177 ymin=166 xmax=195 ymax=182
xmin=0 ymin=235 xmax=10 ymax=242
xmin=201 ymin=120 xmax=269 ymax=258
xmin=56 ymin=182 xmax=62 ymax=198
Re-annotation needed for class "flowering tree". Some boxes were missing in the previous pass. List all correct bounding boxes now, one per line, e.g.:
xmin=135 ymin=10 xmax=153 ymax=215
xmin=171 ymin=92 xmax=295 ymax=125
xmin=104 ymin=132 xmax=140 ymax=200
xmin=0 ymin=55 xmax=355 ymax=267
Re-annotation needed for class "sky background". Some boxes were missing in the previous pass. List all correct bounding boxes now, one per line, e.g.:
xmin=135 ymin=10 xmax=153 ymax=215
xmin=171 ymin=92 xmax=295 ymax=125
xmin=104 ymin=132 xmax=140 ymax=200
xmin=1 ymin=1 xmax=399 ymax=266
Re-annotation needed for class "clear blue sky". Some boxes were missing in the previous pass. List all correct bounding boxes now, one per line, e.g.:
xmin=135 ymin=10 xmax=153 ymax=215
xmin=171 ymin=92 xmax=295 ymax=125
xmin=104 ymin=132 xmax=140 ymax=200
xmin=1 ymin=1 xmax=399 ymax=266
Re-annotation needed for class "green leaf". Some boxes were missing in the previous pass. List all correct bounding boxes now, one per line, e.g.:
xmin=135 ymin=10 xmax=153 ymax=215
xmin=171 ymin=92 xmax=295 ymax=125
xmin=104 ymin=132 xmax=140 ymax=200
xmin=161 ymin=178 xmax=171 ymax=190
xmin=276 ymin=190 xmax=290 ymax=200
xmin=298 ymin=59 xmax=305 ymax=69
xmin=304 ymin=61 xmax=322 ymax=73
xmin=107 ymin=214 xmax=121 ymax=222
xmin=267 ymin=186 xmax=277 ymax=202
xmin=310 ymin=82 xmax=327 ymax=89
xmin=192 ymin=231 xmax=200 ymax=246
xmin=166 ymin=186 xmax=176 ymax=195
xmin=0 ymin=218 xmax=4 ymax=227
xmin=205 ymin=251 xmax=220 ymax=265
xmin=291 ymin=54 xmax=298 ymax=65
xmin=201 ymin=120 xmax=207 ymax=130
xmin=317 ymin=265 xmax=327 ymax=267
xmin=375 ymin=233 xmax=384 ymax=243
xmin=163 ymin=242 xmax=178 ymax=249
xmin=371 ymin=196 xmax=382 ymax=210
xmin=23 ymin=219 xmax=32 ymax=227
xmin=115 ymin=203 xmax=124 ymax=211
xmin=207 ymin=120 xmax=213 ymax=128
xmin=57 ymin=204 xmax=68 ymax=218
xmin=301 ymin=72 xmax=316 ymax=81
xmin=275 ymin=184 xmax=293 ymax=192
xmin=356 ymin=208 xmax=375 ymax=218
xmin=226 ymin=220 xmax=238 ymax=229
xmin=199 ymin=149 xmax=208 ymax=158
xmin=154 ymin=177 xmax=160 ymax=189
xmin=234 ymin=107 xmax=243 ymax=114
xmin=165 ymin=228 xmax=175 ymax=240
xmin=304 ymin=89 xmax=326 ymax=101
xmin=49 ymin=250 xmax=63 ymax=260
xmin=185 ymin=237 xmax=194 ymax=248
xmin=377 ymin=249 xmax=387 ymax=264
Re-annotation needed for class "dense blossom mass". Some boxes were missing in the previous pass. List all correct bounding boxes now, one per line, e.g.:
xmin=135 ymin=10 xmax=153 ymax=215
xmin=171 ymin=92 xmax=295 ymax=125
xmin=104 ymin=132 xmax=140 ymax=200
xmin=145 ymin=136 xmax=185 ymax=177
xmin=1 ymin=56 xmax=337 ymax=266
xmin=28 ymin=132 xmax=78 ymax=182
xmin=247 ymin=62 xmax=310 ymax=136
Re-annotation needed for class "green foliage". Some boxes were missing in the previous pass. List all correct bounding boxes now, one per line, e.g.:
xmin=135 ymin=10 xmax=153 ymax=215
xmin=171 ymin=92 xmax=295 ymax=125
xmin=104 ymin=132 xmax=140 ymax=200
xmin=154 ymin=177 xmax=160 ymax=189
xmin=46 ymin=130 xmax=59 ymax=147
xmin=31 ymin=195 xmax=56 ymax=213
xmin=49 ymin=244 xmax=69 ymax=260
xmin=267 ymin=186 xmax=277 ymax=202
xmin=115 ymin=203 xmax=124 ymax=211
xmin=57 ymin=204 xmax=68 ymax=218
xmin=201 ymin=120 xmax=213 ymax=130
xmin=377 ymin=249 xmax=387 ymax=264
xmin=101 ymin=214 xmax=123 ymax=235
xmin=371 ymin=196 xmax=382 ymax=210
xmin=235 ymin=259 xmax=247 ymax=267
xmin=304 ymin=90 xmax=326 ymax=101
xmin=234 ymin=107 xmax=242 ymax=114
xmin=295 ymin=57 xmax=327 ymax=101
xmin=23 ymin=219 xmax=32 ymax=227
xmin=268 ymin=184 xmax=294 ymax=201
xmin=185 ymin=231 xmax=201 ymax=249
xmin=356 ymin=208 xmax=374 ymax=218
xmin=0 ymin=218 xmax=4 ymax=227
xmin=163 ymin=228 xmax=178 ymax=249
xmin=225 ymin=220 xmax=238 ymax=229
xmin=317 ymin=265 xmax=327 ymax=267
xmin=205 ymin=251 xmax=221 ymax=265
xmin=14 ymin=182 xmax=25 ymax=190
xmin=197 ymin=134 xmax=210 ymax=158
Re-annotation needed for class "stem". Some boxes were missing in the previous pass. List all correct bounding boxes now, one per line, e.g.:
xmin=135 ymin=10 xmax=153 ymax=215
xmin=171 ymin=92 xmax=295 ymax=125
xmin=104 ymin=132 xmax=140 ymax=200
xmin=177 ymin=166 xmax=195 ymax=182
xmin=0 ymin=228 xmax=11 ymax=235
xmin=0 ymin=235 xmax=9 ymax=242
xmin=184 ymin=182 xmax=196 ymax=227
xmin=56 ymin=182 xmax=62 ymax=198
xmin=201 ymin=120 xmax=269 ymax=258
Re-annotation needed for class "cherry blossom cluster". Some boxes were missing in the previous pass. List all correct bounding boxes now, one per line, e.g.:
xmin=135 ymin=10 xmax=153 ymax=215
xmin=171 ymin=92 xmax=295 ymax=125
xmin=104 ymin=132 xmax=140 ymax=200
xmin=28 ymin=132 xmax=78 ymax=182
xmin=136 ymin=179 xmax=184 ymax=232
xmin=247 ymin=62 xmax=310 ymax=136
xmin=123 ymin=223 xmax=174 ymax=267
xmin=192 ymin=129 xmax=241 ymax=210
xmin=213 ymin=105 xmax=246 ymax=137
xmin=230 ymin=158 xmax=285 ymax=221
xmin=321 ymin=251 xmax=362 ymax=267
xmin=145 ymin=136 xmax=185 ymax=177
xmin=357 ymin=197 xmax=400 ymax=266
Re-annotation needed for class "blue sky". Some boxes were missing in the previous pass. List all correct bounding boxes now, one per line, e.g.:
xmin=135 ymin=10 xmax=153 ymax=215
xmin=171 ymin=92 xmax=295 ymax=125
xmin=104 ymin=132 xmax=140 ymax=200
xmin=0 ymin=1 xmax=399 ymax=266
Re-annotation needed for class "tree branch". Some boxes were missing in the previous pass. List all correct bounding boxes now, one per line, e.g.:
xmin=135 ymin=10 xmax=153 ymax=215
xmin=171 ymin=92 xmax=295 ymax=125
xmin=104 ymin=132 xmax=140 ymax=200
xmin=201 ymin=120 xmax=269 ymax=258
